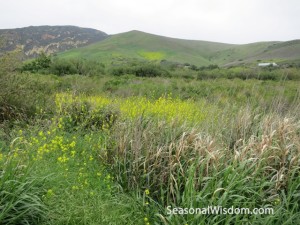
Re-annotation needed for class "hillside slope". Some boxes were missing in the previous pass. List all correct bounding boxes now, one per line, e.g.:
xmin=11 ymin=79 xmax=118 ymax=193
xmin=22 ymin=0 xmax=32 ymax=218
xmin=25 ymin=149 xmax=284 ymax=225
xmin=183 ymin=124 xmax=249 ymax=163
xmin=59 ymin=30 xmax=235 ymax=65
xmin=59 ymin=30 xmax=300 ymax=66
xmin=0 ymin=26 xmax=108 ymax=58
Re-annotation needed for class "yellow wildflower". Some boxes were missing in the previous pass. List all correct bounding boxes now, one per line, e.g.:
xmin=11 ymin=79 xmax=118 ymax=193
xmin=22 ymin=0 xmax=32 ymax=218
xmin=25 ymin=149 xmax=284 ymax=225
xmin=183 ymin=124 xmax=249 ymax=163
xmin=72 ymin=185 xmax=79 ymax=190
xmin=57 ymin=155 xmax=69 ymax=163
xmin=69 ymin=141 xmax=76 ymax=148
xmin=274 ymin=198 xmax=281 ymax=205
xmin=47 ymin=189 xmax=54 ymax=197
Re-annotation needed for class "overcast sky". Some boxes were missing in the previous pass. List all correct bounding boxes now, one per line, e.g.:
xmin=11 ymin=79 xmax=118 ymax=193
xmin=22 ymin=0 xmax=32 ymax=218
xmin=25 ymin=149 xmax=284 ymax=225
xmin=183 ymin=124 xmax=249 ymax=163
xmin=0 ymin=0 xmax=299 ymax=44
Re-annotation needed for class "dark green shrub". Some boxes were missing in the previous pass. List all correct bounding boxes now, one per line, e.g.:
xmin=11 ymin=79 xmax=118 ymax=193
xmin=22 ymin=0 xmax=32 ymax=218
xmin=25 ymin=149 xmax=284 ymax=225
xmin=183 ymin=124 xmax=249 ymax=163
xmin=189 ymin=64 xmax=198 ymax=71
xmin=110 ymin=67 xmax=130 ymax=76
xmin=133 ymin=64 xmax=169 ymax=77
xmin=69 ymin=59 xmax=105 ymax=76
xmin=50 ymin=59 xmax=77 ymax=76
xmin=133 ymin=65 xmax=159 ymax=77
xmin=110 ymin=63 xmax=169 ymax=77
xmin=21 ymin=53 xmax=51 ymax=73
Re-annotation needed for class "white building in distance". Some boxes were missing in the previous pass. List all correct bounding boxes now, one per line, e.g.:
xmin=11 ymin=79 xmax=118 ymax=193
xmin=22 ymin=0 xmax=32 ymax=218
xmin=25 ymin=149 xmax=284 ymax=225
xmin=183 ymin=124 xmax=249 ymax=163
xmin=258 ymin=62 xmax=278 ymax=67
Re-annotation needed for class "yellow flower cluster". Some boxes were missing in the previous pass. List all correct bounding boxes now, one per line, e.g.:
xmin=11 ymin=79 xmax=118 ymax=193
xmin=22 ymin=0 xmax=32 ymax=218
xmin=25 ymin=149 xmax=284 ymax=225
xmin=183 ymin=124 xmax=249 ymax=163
xmin=1 ymin=118 xmax=113 ymax=206
xmin=27 ymin=131 xmax=77 ymax=162
xmin=55 ymin=93 xmax=207 ymax=124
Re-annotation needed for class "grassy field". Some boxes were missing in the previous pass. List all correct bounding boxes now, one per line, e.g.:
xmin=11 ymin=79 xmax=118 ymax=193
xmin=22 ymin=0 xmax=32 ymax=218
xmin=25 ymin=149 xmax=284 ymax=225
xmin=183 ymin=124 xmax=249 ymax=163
xmin=1 ymin=51 xmax=300 ymax=224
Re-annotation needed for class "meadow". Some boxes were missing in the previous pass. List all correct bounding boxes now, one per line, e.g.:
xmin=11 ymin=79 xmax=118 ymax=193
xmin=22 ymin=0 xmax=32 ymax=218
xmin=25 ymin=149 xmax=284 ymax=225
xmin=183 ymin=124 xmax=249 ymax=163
xmin=0 ymin=52 xmax=300 ymax=225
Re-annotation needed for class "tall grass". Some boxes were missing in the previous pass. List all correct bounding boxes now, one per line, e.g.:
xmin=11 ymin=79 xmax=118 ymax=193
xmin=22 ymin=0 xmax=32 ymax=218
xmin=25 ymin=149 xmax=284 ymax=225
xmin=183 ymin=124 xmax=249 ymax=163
xmin=0 ymin=156 xmax=47 ymax=224
xmin=105 ymin=100 xmax=300 ymax=224
xmin=47 ymin=85 xmax=300 ymax=224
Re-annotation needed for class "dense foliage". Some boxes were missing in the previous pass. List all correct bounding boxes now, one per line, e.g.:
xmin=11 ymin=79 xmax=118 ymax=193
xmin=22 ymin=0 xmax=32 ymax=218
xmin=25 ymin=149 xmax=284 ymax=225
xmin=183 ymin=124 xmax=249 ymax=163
xmin=20 ymin=54 xmax=300 ymax=82
xmin=21 ymin=54 xmax=105 ymax=76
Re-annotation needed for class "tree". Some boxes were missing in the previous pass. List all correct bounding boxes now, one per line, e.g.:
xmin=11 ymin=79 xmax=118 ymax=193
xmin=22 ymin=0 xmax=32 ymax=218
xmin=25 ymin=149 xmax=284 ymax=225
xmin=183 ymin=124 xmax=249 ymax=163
xmin=21 ymin=52 xmax=51 ymax=73
xmin=0 ymin=47 xmax=23 ymax=75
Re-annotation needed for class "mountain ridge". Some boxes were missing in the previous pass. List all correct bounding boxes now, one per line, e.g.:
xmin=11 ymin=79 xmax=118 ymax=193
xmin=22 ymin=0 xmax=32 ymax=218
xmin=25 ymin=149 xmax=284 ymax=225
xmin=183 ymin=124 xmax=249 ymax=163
xmin=0 ymin=25 xmax=108 ymax=58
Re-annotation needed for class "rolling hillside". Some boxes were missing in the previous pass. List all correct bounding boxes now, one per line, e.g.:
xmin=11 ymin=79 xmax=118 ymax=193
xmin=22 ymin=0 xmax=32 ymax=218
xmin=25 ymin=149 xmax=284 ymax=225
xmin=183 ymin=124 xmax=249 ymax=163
xmin=59 ymin=30 xmax=235 ymax=65
xmin=1 ymin=26 xmax=299 ymax=66
xmin=59 ymin=30 xmax=300 ymax=66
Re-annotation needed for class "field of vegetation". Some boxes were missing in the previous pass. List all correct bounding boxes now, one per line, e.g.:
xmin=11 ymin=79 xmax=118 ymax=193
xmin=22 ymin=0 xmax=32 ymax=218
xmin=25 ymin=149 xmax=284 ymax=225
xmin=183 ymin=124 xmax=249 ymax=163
xmin=1 ymin=51 xmax=300 ymax=225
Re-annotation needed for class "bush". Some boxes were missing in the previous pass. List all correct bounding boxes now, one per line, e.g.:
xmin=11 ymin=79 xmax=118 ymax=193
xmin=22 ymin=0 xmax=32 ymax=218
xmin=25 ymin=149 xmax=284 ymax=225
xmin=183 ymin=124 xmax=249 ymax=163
xmin=66 ymin=59 xmax=105 ymax=76
xmin=133 ymin=65 xmax=163 ymax=77
xmin=50 ymin=58 xmax=77 ymax=76
xmin=199 ymin=64 xmax=219 ymax=71
xmin=22 ymin=55 xmax=106 ymax=76
xmin=21 ymin=53 xmax=51 ymax=73
xmin=0 ymin=51 xmax=55 ymax=123
xmin=57 ymin=100 xmax=119 ymax=132
xmin=110 ymin=63 xmax=170 ymax=77
xmin=110 ymin=67 xmax=131 ymax=76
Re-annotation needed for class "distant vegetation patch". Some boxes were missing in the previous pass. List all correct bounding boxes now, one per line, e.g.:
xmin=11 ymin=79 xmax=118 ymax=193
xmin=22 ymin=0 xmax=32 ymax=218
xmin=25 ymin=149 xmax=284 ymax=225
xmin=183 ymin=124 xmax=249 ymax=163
xmin=110 ymin=63 xmax=170 ymax=77
xmin=111 ymin=52 xmax=123 ymax=57
xmin=138 ymin=51 xmax=165 ymax=60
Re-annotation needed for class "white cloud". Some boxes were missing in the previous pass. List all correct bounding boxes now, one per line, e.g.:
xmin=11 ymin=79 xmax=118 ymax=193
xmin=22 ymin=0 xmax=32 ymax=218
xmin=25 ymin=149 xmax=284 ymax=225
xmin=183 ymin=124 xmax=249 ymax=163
xmin=0 ymin=0 xmax=299 ymax=43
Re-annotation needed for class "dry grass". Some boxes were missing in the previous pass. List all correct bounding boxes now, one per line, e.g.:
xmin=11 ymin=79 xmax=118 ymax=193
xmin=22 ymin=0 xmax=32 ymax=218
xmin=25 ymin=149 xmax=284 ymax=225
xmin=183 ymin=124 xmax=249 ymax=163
xmin=106 ymin=103 xmax=300 ymax=217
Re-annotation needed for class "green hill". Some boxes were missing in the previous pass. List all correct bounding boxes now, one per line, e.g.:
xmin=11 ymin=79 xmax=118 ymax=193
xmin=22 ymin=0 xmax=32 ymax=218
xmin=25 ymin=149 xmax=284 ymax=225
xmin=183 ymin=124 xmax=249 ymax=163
xmin=59 ymin=30 xmax=300 ymax=66
xmin=58 ymin=30 xmax=235 ymax=66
